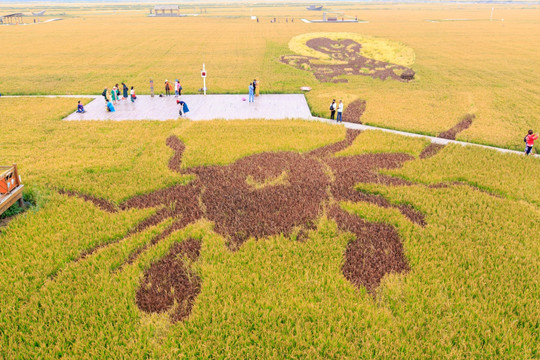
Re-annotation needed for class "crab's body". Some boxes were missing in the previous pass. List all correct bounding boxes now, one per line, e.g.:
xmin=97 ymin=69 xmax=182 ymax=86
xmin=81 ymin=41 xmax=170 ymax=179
xmin=67 ymin=130 xmax=425 ymax=322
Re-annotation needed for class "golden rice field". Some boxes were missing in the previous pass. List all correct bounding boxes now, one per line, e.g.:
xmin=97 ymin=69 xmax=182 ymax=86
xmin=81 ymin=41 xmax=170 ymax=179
xmin=0 ymin=3 xmax=539 ymax=148
xmin=1 ymin=2 xmax=540 ymax=359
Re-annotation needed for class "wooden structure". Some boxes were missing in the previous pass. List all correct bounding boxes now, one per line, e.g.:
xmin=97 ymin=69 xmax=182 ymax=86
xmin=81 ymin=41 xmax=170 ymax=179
xmin=152 ymin=5 xmax=180 ymax=17
xmin=0 ymin=13 xmax=24 ymax=25
xmin=0 ymin=164 xmax=24 ymax=216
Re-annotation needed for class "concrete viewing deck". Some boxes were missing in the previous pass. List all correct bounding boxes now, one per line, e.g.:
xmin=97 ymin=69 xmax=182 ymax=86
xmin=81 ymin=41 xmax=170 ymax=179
xmin=64 ymin=94 xmax=313 ymax=121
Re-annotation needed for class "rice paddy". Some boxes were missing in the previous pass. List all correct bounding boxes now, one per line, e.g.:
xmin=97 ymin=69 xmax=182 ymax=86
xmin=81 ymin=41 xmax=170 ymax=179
xmin=1 ymin=2 xmax=539 ymax=359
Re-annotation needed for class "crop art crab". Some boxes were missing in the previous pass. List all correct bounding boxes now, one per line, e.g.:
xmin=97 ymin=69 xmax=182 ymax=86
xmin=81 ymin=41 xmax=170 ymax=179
xmin=64 ymin=130 xmax=428 ymax=322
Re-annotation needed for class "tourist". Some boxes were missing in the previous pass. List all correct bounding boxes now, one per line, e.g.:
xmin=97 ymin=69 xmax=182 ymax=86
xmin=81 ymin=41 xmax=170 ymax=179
xmin=337 ymin=100 xmax=344 ymax=122
xmin=330 ymin=99 xmax=336 ymax=120
xmin=175 ymin=79 xmax=180 ymax=97
xmin=76 ymin=101 xmax=86 ymax=113
xmin=111 ymin=85 xmax=118 ymax=104
xmin=524 ymin=130 xmax=539 ymax=155
xmin=248 ymin=82 xmax=254 ymax=103
xmin=122 ymin=83 xmax=128 ymax=100
xmin=102 ymin=87 xmax=109 ymax=102
xmin=165 ymin=80 xmax=171 ymax=96
xmin=177 ymin=100 xmax=189 ymax=116
xmin=115 ymin=84 xmax=121 ymax=101
xmin=150 ymin=78 xmax=154 ymax=98
xmin=130 ymin=86 xmax=137 ymax=102
xmin=106 ymin=100 xmax=115 ymax=112
xmin=253 ymin=79 xmax=257 ymax=96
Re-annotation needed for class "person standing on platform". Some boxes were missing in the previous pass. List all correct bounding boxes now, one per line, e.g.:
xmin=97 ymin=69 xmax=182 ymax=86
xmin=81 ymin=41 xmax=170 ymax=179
xmin=150 ymin=78 xmax=154 ymax=98
xmin=330 ymin=99 xmax=336 ymax=120
xmin=122 ymin=83 xmax=128 ymax=100
xmin=337 ymin=100 xmax=344 ymax=123
xmin=102 ymin=87 xmax=109 ymax=102
xmin=111 ymin=85 xmax=118 ymax=105
xmin=175 ymin=79 xmax=180 ymax=97
xmin=248 ymin=82 xmax=255 ymax=103
xmin=130 ymin=86 xmax=137 ymax=103
xmin=165 ymin=80 xmax=171 ymax=96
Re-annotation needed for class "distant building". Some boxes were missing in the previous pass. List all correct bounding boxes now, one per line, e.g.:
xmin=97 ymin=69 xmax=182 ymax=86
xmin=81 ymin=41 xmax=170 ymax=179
xmin=152 ymin=5 xmax=181 ymax=17
xmin=307 ymin=5 xmax=323 ymax=11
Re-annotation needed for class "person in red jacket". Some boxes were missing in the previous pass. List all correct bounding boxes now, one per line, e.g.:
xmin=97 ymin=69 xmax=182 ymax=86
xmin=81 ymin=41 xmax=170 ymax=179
xmin=525 ymin=129 xmax=539 ymax=155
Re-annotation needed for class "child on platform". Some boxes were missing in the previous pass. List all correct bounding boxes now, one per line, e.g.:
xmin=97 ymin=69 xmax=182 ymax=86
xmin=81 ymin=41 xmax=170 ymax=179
xmin=76 ymin=101 xmax=86 ymax=113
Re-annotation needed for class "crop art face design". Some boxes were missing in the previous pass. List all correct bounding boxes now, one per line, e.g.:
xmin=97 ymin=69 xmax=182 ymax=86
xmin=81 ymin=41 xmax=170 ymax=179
xmin=281 ymin=37 xmax=415 ymax=83
xmin=63 ymin=130 xmax=430 ymax=323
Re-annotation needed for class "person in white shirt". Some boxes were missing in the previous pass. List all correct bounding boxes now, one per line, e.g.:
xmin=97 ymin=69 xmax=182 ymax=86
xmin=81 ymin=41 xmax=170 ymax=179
xmin=337 ymin=100 xmax=344 ymax=123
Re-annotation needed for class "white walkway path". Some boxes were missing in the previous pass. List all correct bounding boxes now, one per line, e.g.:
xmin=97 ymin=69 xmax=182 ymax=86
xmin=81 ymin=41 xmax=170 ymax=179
xmin=316 ymin=118 xmax=539 ymax=158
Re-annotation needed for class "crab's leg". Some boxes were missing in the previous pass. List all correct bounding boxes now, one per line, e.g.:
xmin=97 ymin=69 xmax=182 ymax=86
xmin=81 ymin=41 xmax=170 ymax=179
xmin=328 ymin=205 xmax=409 ymax=293
xmin=307 ymin=129 xmax=361 ymax=159
xmin=118 ymin=214 xmax=200 ymax=270
xmin=165 ymin=135 xmax=186 ymax=173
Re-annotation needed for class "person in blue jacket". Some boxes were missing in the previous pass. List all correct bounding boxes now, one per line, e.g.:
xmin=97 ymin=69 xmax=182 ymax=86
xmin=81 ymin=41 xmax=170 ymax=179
xmin=177 ymin=100 xmax=189 ymax=116
xmin=106 ymin=100 xmax=115 ymax=112
xmin=76 ymin=101 xmax=86 ymax=113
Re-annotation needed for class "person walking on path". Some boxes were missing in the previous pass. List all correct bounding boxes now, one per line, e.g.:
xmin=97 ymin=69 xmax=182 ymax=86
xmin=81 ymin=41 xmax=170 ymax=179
xmin=248 ymin=82 xmax=255 ymax=103
xmin=122 ymin=83 xmax=128 ymax=100
xmin=330 ymin=99 xmax=336 ymax=120
xmin=524 ymin=130 xmax=539 ymax=155
xmin=111 ymin=85 xmax=118 ymax=104
xmin=253 ymin=79 xmax=257 ymax=96
xmin=115 ymin=84 xmax=121 ymax=101
xmin=165 ymin=80 xmax=171 ymax=96
xmin=336 ymin=100 xmax=344 ymax=123
xmin=76 ymin=101 xmax=86 ymax=113
xmin=150 ymin=78 xmax=154 ymax=98
xmin=130 ymin=86 xmax=137 ymax=103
